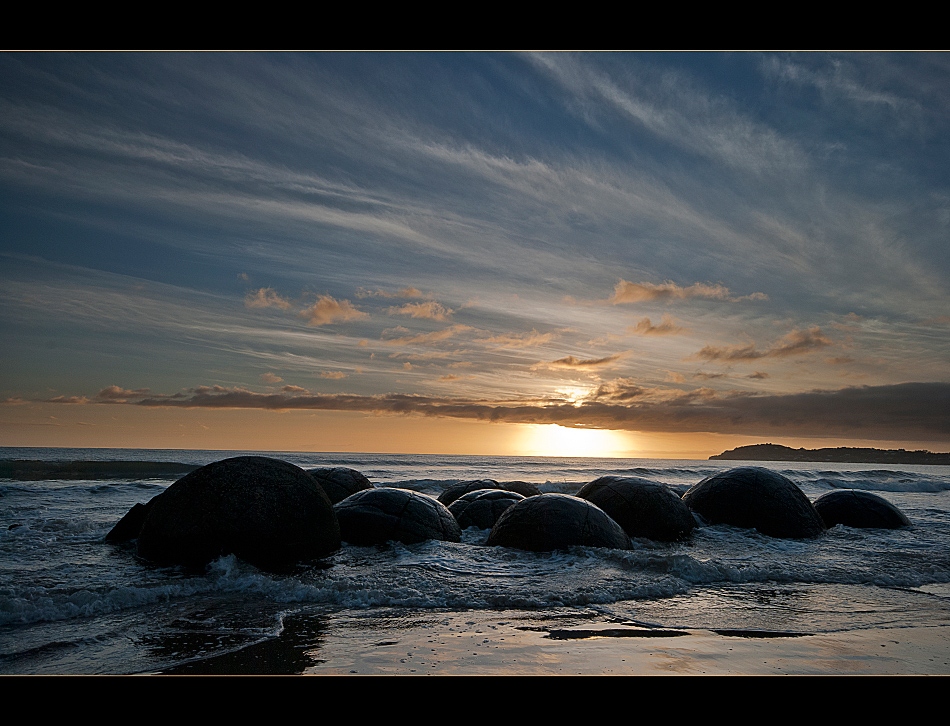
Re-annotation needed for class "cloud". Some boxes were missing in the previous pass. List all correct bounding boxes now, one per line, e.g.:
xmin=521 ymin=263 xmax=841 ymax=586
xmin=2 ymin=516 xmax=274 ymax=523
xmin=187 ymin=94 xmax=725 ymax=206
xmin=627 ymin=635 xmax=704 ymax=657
xmin=260 ymin=372 xmax=283 ymax=384
xmin=47 ymin=381 xmax=950 ymax=441
xmin=94 ymin=385 xmax=152 ymax=401
xmin=689 ymin=327 xmax=833 ymax=363
xmin=358 ymin=287 xmax=425 ymax=299
xmin=281 ymin=385 xmax=311 ymax=393
xmin=319 ymin=371 xmax=348 ymax=379
xmin=387 ymin=301 xmax=453 ymax=321
xmin=484 ymin=329 xmax=558 ymax=348
xmin=628 ymin=315 xmax=688 ymax=335
xmin=534 ymin=352 xmax=627 ymax=371
xmin=245 ymin=288 xmax=293 ymax=310
xmin=383 ymin=324 xmax=473 ymax=346
xmin=299 ymin=295 xmax=368 ymax=326
xmin=608 ymin=279 xmax=768 ymax=305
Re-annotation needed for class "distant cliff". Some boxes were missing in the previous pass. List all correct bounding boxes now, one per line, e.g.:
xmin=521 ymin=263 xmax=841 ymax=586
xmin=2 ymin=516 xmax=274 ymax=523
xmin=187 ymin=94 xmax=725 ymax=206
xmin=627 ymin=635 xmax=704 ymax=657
xmin=709 ymin=443 xmax=950 ymax=465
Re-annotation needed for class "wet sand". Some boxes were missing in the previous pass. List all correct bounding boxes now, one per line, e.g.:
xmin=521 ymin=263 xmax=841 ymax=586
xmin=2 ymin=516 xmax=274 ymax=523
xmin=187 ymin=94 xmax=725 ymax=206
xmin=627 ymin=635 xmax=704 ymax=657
xmin=158 ymin=607 xmax=950 ymax=676
xmin=303 ymin=611 xmax=950 ymax=675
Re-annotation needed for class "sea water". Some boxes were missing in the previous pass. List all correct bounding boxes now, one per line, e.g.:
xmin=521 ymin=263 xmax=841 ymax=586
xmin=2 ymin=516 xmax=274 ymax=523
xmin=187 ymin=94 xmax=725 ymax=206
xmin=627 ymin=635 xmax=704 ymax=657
xmin=2 ymin=447 xmax=949 ymax=674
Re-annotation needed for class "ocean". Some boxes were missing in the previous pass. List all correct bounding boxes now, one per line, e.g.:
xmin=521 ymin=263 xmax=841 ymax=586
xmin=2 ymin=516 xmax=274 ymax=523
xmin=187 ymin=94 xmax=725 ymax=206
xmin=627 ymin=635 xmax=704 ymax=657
xmin=2 ymin=446 xmax=950 ymax=675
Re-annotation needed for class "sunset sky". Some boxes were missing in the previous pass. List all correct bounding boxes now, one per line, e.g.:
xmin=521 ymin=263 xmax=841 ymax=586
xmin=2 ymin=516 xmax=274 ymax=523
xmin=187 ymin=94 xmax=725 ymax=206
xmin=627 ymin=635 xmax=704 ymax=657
xmin=2 ymin=52 xmax=949 ymax=458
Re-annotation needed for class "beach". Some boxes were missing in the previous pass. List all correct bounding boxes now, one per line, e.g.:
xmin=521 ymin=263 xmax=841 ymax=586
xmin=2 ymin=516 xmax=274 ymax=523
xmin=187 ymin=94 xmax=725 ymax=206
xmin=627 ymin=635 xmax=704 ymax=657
xmin=3 ymin=447 xmax=950 ymax=676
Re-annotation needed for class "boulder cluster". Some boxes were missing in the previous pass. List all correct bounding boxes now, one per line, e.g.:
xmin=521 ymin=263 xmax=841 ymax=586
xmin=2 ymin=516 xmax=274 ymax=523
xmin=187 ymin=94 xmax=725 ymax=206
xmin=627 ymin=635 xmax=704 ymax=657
xmin=107 ymin=459 xmax=911 ymax=570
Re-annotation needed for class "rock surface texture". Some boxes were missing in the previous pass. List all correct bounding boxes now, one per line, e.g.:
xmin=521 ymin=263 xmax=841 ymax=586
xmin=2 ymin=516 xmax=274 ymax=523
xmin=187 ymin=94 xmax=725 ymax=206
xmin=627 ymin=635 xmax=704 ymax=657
xmin=448 ymin=488 xmax=526 ymax=530
xmin=308 ymin=466 xmax=374 ymax=504
xmin=813 ymin=489 xmax=911 ymax=529
xmin=334 ymin=487 xmax=461 ymax=545
xmin=134 ymin=456 xmax=341 ymax=571
xmin=486 ymin=493 xmax=632 ymax=552
xmin=682 ymin=466 xmax=825 ymax=539
xmin=576 ymin=476 xmax=696 ymax=541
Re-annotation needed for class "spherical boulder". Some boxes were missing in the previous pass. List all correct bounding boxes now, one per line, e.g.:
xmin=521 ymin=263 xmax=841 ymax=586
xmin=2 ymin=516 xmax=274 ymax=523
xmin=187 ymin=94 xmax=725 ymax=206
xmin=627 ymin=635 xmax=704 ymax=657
xmin=576 ymin=476 xmax=696 ymax=541
xmin=682 ymin=466 xmax=825 ymax=539
xmin=486 ymin=493 xmax=632 ymax=552
xmin=334 ymin=487 xmax=461 ymax=545
xmin=135 ymin=456 xmax=341 ymax=571
xmin=438 ymin=479 xmax=542 ymax=506
xmin=308 ymin=466 xmax=373 ymax=504
xmin=813 ymin=489 xmax=911 ymax=529
xmin=448 ymin=488 xmax=525 ymax=530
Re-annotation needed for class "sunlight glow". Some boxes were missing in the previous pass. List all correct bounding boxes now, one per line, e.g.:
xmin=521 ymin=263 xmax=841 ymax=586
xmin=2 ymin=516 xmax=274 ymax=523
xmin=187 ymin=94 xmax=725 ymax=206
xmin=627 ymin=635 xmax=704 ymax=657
xmin=517 ymin=424 xmax=636 ymax=458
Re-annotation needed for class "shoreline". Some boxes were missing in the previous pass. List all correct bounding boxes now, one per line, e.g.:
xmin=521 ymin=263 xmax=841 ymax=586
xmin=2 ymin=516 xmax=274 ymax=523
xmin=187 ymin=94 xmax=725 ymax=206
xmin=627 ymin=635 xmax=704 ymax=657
xmin=158 ymin=609 xmax=950 ymax=676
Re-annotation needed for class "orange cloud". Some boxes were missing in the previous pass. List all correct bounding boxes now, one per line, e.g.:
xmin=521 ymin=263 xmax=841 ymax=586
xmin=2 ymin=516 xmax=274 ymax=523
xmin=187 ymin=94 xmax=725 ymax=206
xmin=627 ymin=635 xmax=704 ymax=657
xmin=383 ymin=324 xmax=473 ymax=346
xmin=690 ymin=327 xmax=833 ymax=363
xmin=628 ymin=315 xmax=688 ymax=336
xmin=245 ymin=288 xmax=293 ymax=310
xmin=608 ymin=279 xmax=768 ymax=305
xmin=388 ymin=301 xmax=453 ymax=321
xmin=299 ymin=295 xmax=368 ymax=326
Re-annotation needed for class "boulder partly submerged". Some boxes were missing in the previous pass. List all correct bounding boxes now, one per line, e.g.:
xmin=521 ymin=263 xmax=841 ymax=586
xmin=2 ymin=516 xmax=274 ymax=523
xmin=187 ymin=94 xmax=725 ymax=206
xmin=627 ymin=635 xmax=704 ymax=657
xmin=334 ymin=487 xmax=461 ymax=545
xmin=448 ymin=488 xmax=525 ymax=530
xmin=308 ymin=466 xmax=374 ymax=504
xmin=813 ymin=489 xmax=911 ymax=529
xmin=132 ymin=456 xmax=341 ymax=572
xmin=438 ymin=479 xmax=542 ymax=506
xmin=486 ymin=493 xmax=632 ymax=552
xmin=576 ymin=476 xmax=695 ymax=542
xmin=682 ymin=466 xmax=825 ymax=539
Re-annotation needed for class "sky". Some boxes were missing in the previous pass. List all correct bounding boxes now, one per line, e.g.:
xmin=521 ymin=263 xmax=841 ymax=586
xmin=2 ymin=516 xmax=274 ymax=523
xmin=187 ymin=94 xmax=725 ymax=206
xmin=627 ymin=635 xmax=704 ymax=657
xmin=1 ymin=51 xmax=949 ymax=459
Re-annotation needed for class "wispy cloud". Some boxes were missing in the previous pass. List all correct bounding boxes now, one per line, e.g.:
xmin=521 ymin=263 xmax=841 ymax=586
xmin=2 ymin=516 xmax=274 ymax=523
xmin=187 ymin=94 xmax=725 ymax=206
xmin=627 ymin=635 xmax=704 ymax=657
xmin=628 ymin=315 xmax=688 ymax=335
xmin=245 ymin=288 xmax=294 ymax=310
xmin=383 ymin=324 xmax=473 ymax=346
xmin=689 ymin=327 xmax=833 ymax=363
xmin=607 ymin=280 xmax=768 ymax=305
xmin=534 ymin=352 xmax=627 ymax=371
xmin=387 ymin=300 xmax=453 ymax=321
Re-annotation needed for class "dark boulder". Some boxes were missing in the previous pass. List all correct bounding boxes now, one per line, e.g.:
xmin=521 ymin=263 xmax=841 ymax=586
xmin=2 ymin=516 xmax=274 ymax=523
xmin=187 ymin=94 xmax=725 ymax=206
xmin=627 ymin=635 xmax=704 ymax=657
xmin=134 ymin=456 xmax=341 ymax=572
xmin=813 ymin=489 xmax=911 ymax=529
xmin=576 ymin=476 xmax=695 ymax=541
xmin=334 ymin=487 xmax=461 ymax=545
xmin=448 ymin=488 xmax=525 ymax=530
xmin=438 ymin=479 xmax=542 ymax=506
xmin=486 ymin=493 xmax=632 ymax=552
xmin=308 ymin=466 xmax=373 ymax=504
xmin=682 ymin=466 xmax=825 ymax=539
xmin=105 ymin=500 xmax=153 ymax=543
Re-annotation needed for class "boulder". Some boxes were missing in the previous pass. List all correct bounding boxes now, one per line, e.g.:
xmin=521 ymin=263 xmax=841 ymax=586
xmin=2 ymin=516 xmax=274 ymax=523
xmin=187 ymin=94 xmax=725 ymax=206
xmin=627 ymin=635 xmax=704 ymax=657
xmin=308 ymin=466 xmax=373 ymax=504
xmin=334 ymin=487 xmax=461 ymax=545
xmin=438 ymin=479 xmax=542 ymax=506
xmin=576 ymin=476 xmax=695 ymax=541
xmin=448 ymin=488 xmax=525 ymax=530
xmin=134 ymin=456 xmax=341 ymax=572
xmin=682 ymin=466 xmax=825 ymax=539
xmin=105 ymin=500 xmax=153 ymax=543
xmin=813 ymin=489 xmax=911 ymax=529
xmin=486 ymin=493 xmax=632 ymax=552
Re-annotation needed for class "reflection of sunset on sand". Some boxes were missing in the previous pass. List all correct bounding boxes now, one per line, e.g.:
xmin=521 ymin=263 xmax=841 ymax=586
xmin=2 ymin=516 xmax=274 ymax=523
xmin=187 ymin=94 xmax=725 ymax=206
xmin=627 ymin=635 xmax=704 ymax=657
xmin=1 ymin=52 xmax=948 ymax=458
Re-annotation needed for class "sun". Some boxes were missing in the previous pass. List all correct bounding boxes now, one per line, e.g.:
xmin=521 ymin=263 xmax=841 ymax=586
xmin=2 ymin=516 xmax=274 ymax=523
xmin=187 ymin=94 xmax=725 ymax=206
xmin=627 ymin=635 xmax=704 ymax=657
xmin=517 ymin=424 xmax=635 ymax=458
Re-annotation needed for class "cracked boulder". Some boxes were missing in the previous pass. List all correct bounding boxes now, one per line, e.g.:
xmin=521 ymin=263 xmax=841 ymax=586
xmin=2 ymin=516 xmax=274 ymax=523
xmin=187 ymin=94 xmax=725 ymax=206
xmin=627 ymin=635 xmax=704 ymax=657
xmin=334 ymin=487 xmax=461 ymax=545
xmin=682 ymin=466 xmax=825 ymax=539
xmin=486 ymin=493 xmax=632 ymax=552
xmin=308 ymin=466 xmax=374 ymax=504
xmin=133 ymin=456 xmax=341 ymax=571
xmin=448 ymin=488 xmax=526 ymax=530
xmin=576 ymin=476 xmax=696 ymax=541
xmin=813 ymin=489 xmax=911 ymax=529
